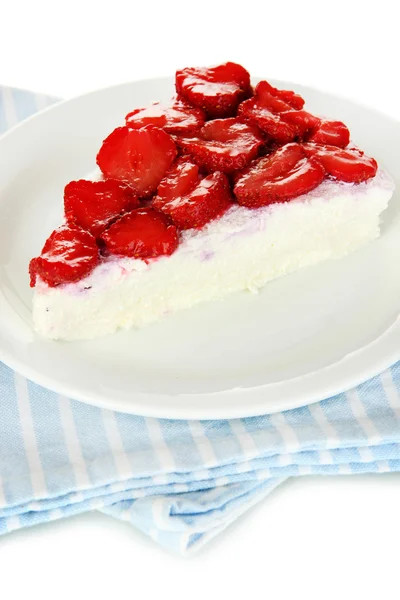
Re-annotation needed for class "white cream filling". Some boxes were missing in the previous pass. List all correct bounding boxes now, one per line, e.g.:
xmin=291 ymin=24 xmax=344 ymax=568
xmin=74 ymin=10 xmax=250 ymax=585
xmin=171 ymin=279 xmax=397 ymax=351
xmin=32 ymin=168 xmax=395 ymax=340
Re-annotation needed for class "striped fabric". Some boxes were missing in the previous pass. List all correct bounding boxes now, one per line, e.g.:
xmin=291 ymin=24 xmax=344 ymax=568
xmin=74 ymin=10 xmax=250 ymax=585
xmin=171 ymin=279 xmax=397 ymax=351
xmin=1 ymin=87 xmax=400 ymax=554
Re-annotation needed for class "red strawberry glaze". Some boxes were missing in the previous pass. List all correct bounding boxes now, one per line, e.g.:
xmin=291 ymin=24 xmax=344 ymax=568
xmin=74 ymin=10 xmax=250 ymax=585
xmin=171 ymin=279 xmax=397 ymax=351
xmin=234 ymin=143 xmax=326 ymax=207
xmin=100 ymin=208 xmax=178 ymax=259
xmin=126 ymin=98 xmax=206 ymax=135
xmin=96 ymin=125 xmax=177 ymax=197
xmin=30 ymin=62 xmax=381 ymax=288
xmin=64 ymin=179 xmax=139 ymax=238
xmin=307 ymin=120 xmax=350 ymax=148
xmin=255 ymin=80 xmax=305 ymax=110
xmin=303 ymin=143 xmax=378 ymax=183
xmin=153 ymin=170 xmax=233 ymax=230
xmin=176 ymin=62 xmax=251 ymax=118
xmin=155 ymin=157 xmax=201 ymax=204
xmin=29 ymin=225 xmax=99 ymax=287
xmin=176 ymin=118 xmax=265 ymax=174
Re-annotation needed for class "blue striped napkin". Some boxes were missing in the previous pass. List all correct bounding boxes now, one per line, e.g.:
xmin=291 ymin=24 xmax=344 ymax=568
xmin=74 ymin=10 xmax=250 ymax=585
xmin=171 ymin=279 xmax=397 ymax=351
xmin=1 ymin=87 xmax=400 ymax=554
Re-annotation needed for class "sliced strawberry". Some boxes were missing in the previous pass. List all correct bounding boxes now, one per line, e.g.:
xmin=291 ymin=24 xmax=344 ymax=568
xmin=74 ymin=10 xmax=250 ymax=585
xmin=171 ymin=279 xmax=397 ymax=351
xmin=29 ymin=225 xmax=99 ymax=287
xmin=175 ymin=62 xmax=251 ymax=118
xmin=153 ymin=171 xmax=232 ymax=230
xmin=255 ymin=81 xmax=305 ymax=110
xmin=64 ymin=179 xmax=139 ymax=238
xmin=100 ymin=208 xmax=178 ymax=259
xmin=125 ymin=97 xmax=205 ymax=135
xmin=303 ymin=143 xmax=377 ymax=183
xmin=233 ymin=143 xmax=326 ymax=208
xmin=238 ymin=80 xmax=309 ymax=144
xmin=280 ymin=110 xmax=321 ymax=140
xmin=176 ymin=118 xmax=264 ymax=174
xmin=96 ymin=125 xmax=177 ymax=197
xmin=238 ymin=98 xmax=298 ymax=144
xmin=308 ymin=120 xmax=350 ymax=148
xmin=156 ymin=157 xmax=200 ymax=204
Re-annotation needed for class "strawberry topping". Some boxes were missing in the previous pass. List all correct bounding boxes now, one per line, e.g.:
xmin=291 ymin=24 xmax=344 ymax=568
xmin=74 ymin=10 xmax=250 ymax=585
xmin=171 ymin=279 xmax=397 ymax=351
xmin=303 ymin=143 xmax=378 ymax=183
xmin=100 ymin=208 xmax=179 ymax=259
xmin=156 ymin=157 xmax=201 ymax=203
xmin=125 ymin=97 xmax=206 ymax=135
xmin=238 ymin=98 xmax=297 ymax=144
xmin=29 ymin=225 xmax=99 ymax=287
xmin=238 ymin=99 xmax=297 ymax=144
xmin=234 ymin=143 xmax=326 ymax=207
xmin=177 ymin=118 xmax=264 ymax=174
xmin=30 ymin=63 xmax=381 ymax=289
xmin=176 ymin=62 xmax=251 ymax=118
xmin=153 ymin=171 xmax=232 ymax=230
xmin=255 ymin=81 xmax=305 ymax=110
xmin=238 ymin=80 xmax=310 ymax=144
xmin=280 ymin=110 xmax=321 ymax=140
xmin=64 ymin=179 xmax=139 ymax=238
xmin=96 ymin=125 xmax=177 ymax=197
xmin=307 ymin=120 xmax=350 ymax=148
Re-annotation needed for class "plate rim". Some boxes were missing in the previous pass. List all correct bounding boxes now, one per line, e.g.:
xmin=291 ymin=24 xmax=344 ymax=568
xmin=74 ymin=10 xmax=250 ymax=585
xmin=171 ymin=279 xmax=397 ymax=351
xmin=0 ymin=318 xmax=399 ymax=419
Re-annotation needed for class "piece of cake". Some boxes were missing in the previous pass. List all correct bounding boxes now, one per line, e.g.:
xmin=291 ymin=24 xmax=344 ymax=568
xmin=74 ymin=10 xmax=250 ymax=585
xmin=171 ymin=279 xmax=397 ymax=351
xmin=29 ymin=62 xmax=395 ymax=341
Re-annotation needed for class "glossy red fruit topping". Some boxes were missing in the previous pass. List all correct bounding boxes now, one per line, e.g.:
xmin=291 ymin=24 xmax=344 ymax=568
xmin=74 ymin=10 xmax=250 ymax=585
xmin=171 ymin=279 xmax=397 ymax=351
xmin=234 ymin=143 xmax=326 ymax=207
xmin=238 ymin=80 xmax=308 ymax=144
xmin=96 ymin=125 xmax=177 ymax=197
xmin=255 ymin=81 xmax=305 ymax=110
xmin=307 ymin=120 xmax=350 ymax=148
xmin=303 ymin=143 xmax=377 ymax=183
xmin=125 ymin=97 xmax=206 ymax=135
xmin=175 ymin=62 xmax=251 ymax=118
xmin=100 ymin=208 xmax=178 ymax=259
xmin=238 ymin=100 xmax=297 ymax=144
xmin=176 ymin=118 xmax=264 ymax=174
xmin=153 ymin=171 xmax=232 ymax=230
xmin=156 ymin=157 xmax=200 ymax=203
xmin=280 ymin=110 xmax=321 ymax=140
xmin=64 ymin=179 xmax=139 ymax=238
xmin=29 ymin=225 xmax=99 ymax=287
xmin=30 ymin=63 xmax=381 ymax=289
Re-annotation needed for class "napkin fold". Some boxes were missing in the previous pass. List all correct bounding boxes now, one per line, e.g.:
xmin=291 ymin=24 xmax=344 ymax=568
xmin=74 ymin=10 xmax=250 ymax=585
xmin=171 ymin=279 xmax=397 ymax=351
xmin=2 ymin=360 xmax=400 ymax=553
xmin=1 ymin=87 xmax=399 ymax=554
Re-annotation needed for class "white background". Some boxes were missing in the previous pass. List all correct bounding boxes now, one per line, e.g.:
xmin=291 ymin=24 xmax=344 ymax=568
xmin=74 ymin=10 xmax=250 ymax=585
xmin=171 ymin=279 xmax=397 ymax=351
xmin=1 ymin=1 xmax=399 ymax=598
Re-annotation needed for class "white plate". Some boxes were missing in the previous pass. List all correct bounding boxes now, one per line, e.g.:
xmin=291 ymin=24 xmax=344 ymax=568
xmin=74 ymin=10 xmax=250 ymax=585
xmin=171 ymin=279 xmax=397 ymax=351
xmin=0 ymin=77 xmax=399 ymax=419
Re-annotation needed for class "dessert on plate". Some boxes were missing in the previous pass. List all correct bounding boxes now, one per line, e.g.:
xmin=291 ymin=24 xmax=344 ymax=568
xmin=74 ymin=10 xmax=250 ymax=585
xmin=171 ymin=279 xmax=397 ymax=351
xmin=29 ymin=62 xmax=395 ymax=341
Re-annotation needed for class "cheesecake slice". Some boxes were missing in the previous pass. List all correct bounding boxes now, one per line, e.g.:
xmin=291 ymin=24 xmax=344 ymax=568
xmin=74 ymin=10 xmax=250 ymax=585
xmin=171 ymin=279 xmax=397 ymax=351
xmin=29 ymin=62 xmax=395 ymax=341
